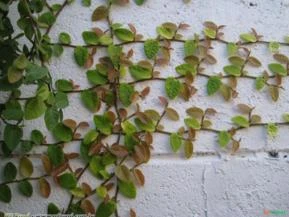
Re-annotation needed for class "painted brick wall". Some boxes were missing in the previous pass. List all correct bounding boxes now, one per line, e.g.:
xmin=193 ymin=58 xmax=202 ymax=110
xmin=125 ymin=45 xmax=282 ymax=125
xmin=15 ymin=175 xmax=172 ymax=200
xmin=1 ymin=0 xmax=289 ymax=217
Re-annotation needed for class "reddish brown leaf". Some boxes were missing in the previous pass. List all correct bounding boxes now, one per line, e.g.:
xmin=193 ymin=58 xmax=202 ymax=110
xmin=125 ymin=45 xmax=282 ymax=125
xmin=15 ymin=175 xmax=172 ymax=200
xmin=39 ymin=178 xmax=51 ymax=198
xmin=110 ymin=144 xmax=129 ymax=157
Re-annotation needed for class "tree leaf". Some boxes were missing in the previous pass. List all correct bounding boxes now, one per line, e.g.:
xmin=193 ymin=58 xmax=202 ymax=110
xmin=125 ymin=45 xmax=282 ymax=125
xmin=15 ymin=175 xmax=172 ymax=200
xmin=227 ymin=42 xmax=238 ymax=56
xmin=94 ymin=114 xmax=113 ymax=135
xmin=4 ymin=124 xmax=22 ymax=151
xmin=74 ymin=46 xmax=89 ymax=67
xmin=115 ymin=165 xmax=131 ymax=182
xmin=45 ymin=107 xmax=59 ymax=131
xmin=165 ymin=77 xmax=181 ymax=99
xmin=129 ymin=64 xmax=152 ymax=80
xmin=282 ymin=113 xmax=289 ymax=122
xmin=19 ymin=156 xmax=33 ymax=178
xmin=156 ymin=24 xmax=175 ymax=39
xmin=165 ymin=107 xmax=179 ymax=121
xmin=186 ymin=107 xmax=204 ymax=118
xmin=184 ymin=40 xmax=197 ymax=57
xmin=170 ymin=133 xmax=182 ymax=152
xmin=55 ymin=79 xmax=73 ymax=91
xmin=95 ymin=200 xmax=116 ymax=217
xmin=3 ymin=162 xmax=17 ymax=182
xmin=119 ymin=83 xmax=135 ymax=107
xmin=184 ymin=117 xmax=201 ymax=129
xmin=82 ymin=0 xmax=91 ymax=6
xmin=82 ymin=31 xmax=99 ymax=45
xmin=59 ymin=32 xmax=71 ymax=44
xmin=204 ymin=28 xmax=216 ymax=39
xmin=207 ymin=76 xmax=221 ymax=95
xmin=87 ymin=69 xmax=108 ymax=85
xmin=92 ymin=5 xmax=108 ymax=21
xmin=231 ymin=115 xmax=249 ymax=127
xmin=223 ymin=65 xmax=241 ymax=76
xmin=240 ymin=33 xmax=257 ymax=42
xmin=218 ymin=131 xmax=231 ymax=147
xmin=47 ymin=203 xmax=60 ymax=214
xmin=184 ymin=140 xmax=193 ymax=159
xmin=96 ymin=186 xmax=107 ymax=199
xmin=52 ymin=123 xmax=73 ymax=142
xmin=255 ymin=76 xmax=265 ymax=90
xmin=175 ymin=63 xmax=196 ymax=76
xmin=114 ymin=28 xmax=134 ymax=42
xmin=38 ymin=11 xmax=55 ymax=27
xmin=59 ymin=173 xmax=77 ymax=190
xmin=24 ymin=98 xmax=46 ymax=120
xmin=121 ymin=121 xmax=137 ymax=134
xmin=118 ymin=180 xmax=137 ymax=199
xmin=267 ymin=123 xmax=278 ymax=138
xmin=269 ymin=41 xmax=279 ymax=53
xmin=132 ymin=169 xmax=145 ymax=186
xmin=47 ymin=145 xmax=65 ymax=167
xmin=134 ymin=0 xmax=145 ymax=5
xmin=0 ymin=185 xmax=11 ymax=203
xmin=144 ymin=39 xmax=159 ymax=59
xmin=25 ymin=63 xmax=49 ymax=83
xmin=81 ymin=90 xmax=100 ymax=112
xmin=268 ymin=63 xmax=287 ymax=76
xmin=18 ymin=180 xmax=33 ymax=197
xmin=269 ymin=86 xmax=279 ymax=102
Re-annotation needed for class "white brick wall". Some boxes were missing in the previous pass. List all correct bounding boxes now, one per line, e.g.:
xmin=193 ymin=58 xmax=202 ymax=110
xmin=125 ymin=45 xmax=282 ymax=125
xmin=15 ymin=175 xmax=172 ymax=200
xmin=1 ymin=0 xmax=289 ymax=216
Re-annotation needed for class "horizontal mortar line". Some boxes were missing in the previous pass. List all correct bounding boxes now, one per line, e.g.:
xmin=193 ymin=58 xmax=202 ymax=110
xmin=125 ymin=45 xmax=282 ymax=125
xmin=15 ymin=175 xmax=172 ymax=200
xmin=1 ymin=148 xmax=289 ymax=159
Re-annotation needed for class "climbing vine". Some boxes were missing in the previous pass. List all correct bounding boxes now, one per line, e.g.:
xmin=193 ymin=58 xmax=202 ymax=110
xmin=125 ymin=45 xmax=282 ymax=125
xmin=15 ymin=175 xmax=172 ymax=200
xmin=1 ymin=0 xmax=289 ymax=216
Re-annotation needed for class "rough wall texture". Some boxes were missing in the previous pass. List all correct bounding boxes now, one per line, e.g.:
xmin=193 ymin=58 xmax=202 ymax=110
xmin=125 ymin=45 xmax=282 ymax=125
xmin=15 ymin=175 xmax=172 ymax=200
xmin=1 ymin=0 xmax=289 ymax=217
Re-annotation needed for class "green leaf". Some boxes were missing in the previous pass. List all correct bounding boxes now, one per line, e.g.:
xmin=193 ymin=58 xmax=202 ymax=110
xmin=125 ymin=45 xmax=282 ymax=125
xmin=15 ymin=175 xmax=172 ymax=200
xmin=7 ymin=66 xmax=23 ymax=83
xmin=95 ymin=201 xmax=116 ymax=217
xmin=255 ymin=76 xmax=265 ymax=90
xmin=114 ymin=28 xmax=134 ymax=42
xmin=24 ymin=98 xmax=46 ymax=120
xmin=19 ymin=157 xmax=33 ymax=178
xmin=74 ymin=46 xmax=89 ymax=67
xmin=184 ymin=140 xmax=193 ymax=159
xmin=269 ymin=41 xmax=280 ymax=53
xmin=45 ymin=107 xmax=59 ymax=131
xmin=184 ymin=40 xmax=197 ymax=57
xmin=227 ymin=42 xmax=238 ymax=56
xmin=82 ymin=31 xmax=99 ymax=45
xmin=129 ymin=64 xmax=152 ymax=80
xmin=52 ymin=123 xmax=73 ymax=142
xmin=94 ymin=114 xmax=113 ymax=135
xmin=96 ymin=186 xmax=107 ymax=199
xmin=48 ymin=203 xmax=60 ymax=214
xmin=18 ymin=180 xmax=33 ymax=197
xmin=204 ymin=28 xmax=216 ymax=39
xmin=2 ymin=100 xmax=23 ymax=121
xmin=31 ymin=129 xmax=44 ymax=145
xmin=157 ymin=26 xmax=175 ymax=39
xmin=0 ymin=185 xmax=11 ymax=203
xmin=175 ymin=63 xmax=196 ymax=75
xmin=184 ymin=117 xmax=201 ymax=129
xmin=59 ymin=32 xmax=71 ymax=44
xmin=119 ymin=83 xmax=135 ymax=107
xmin=92 ymin=5 xmax=108 ymax=21
xmin=36 ymin=84 xmax=50 ymax=100
xmin=268 ymin=63 xmax=287 ymax=76
xmin=165 ymin=77 xmax=181 ymax=99
xmin=13 ymin=54 xmax=28 ymax=70
xmin=108 ymin=44 xmax=122 ymax=68
xmin=83 ymin=130 xmax=98 ymax=145
xmin=282 ymin=113 xmax=289 ymax=122
xmin=231 ymin=115 xmax=249 ymax=127
xmin=55 ymin=92 xmax=69 ymax=109
xmin=3 ymin=162 xmax=17 ymax=182
xmin=207 ymin=76 xmax=222 ymax=95
xmin=4 ymin=124 xmax=23 ymax=151
xmin=267 ymin=123 xmax=278 ymax=138
xmin=118 ymin=180 xmax=137 ymax=199
xmin=89 ymin=156 xmax=108 ymax=179
xmin=81 ymin=90 xmax=100 ymax=112
xmin=170 ymin=133 xmax=182 ymax=153
xmin=87 ymin=69 xmax=108 ymax=85
xmin=59 ymin=173 xmax=77 ymax=190
xmin=121 ymin=121 xmax=137 ymax=134
xmin=38 ymin=12 xmax=55 ymax=27
xmin=134 ymin=0 xmax=145 ymax=5
xmin=82 ymin=0 xmax=91 ymax=7
xmin=55 ymin=79 xmax=73 ymax=91
xmin=70 ymin=187 xmax=85 ymax=198
xmin=47 ymin=145 xmax=65 ymax=167
xmin=115 ymin=165 xmax=131 ymax=182
xmin=240 ymin=33 xmax=257 ymax=42
xmin=134 ymin=118 xmax=156 ymax=132
xmin=218 ymin=131 xmax=231 ymax=147
xmin=223 ymin=65 xmax=242 ymax=76
xmin=25 ymin=63 xmax=49 ymax=83
xmin=144 ymin=39 xmax=159 ymax=59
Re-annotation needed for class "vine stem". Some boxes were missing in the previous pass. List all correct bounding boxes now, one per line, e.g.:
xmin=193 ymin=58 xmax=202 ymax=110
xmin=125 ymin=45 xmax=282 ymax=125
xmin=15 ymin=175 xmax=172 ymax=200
xmin=0 ymin=174 xmax=49 ymax=186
